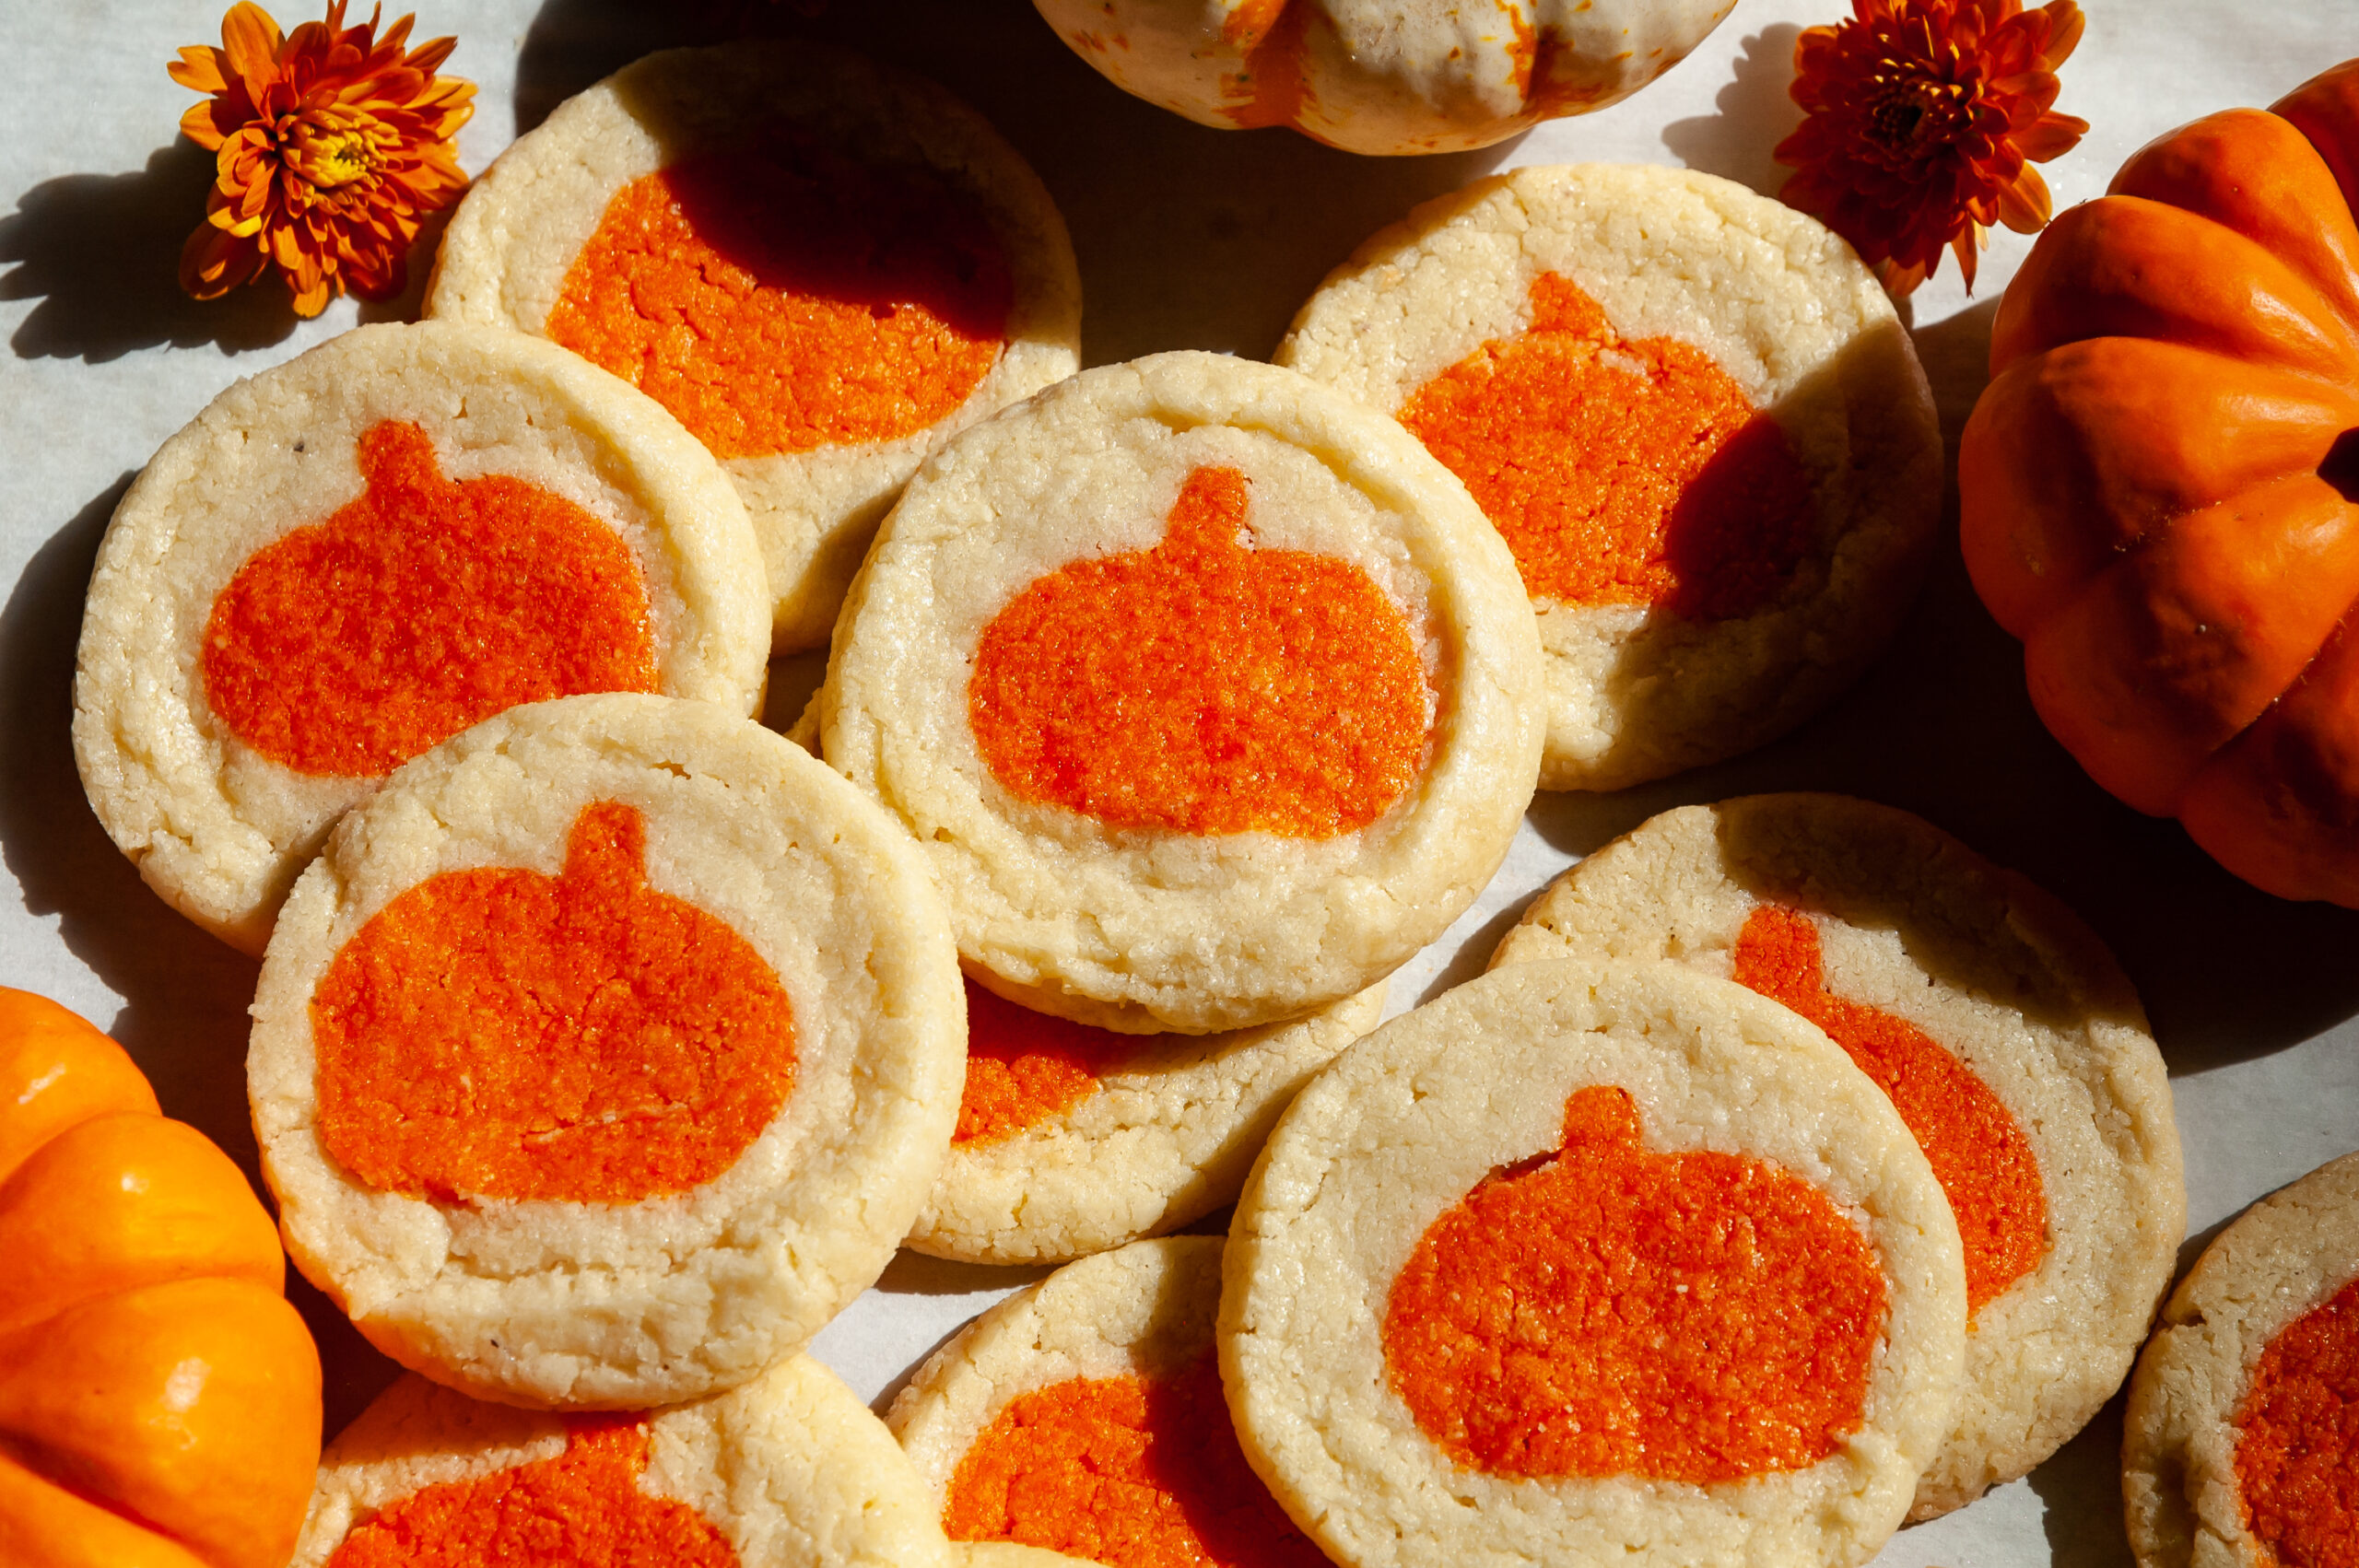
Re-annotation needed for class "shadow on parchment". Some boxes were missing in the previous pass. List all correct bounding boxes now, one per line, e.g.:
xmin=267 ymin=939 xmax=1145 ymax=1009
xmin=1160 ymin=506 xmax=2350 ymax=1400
xmin=0 ymin=135 xmax=443 ymax=363
xmin=1660 ymin=24 xmax=1804 ymax=198
xmin=0 ymin=139 xmax=299 ymax=362
xmin=2024 ymin=1389 xmax=2135 ymax=1568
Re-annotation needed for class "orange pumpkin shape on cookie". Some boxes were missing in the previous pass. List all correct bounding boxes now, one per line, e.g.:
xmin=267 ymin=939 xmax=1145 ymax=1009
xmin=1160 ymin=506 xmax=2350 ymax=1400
xmin=311 ymin=800 xmax=795 ymax=1205
xmin=944 ymin=1355 xmax=1326 ymax=1568
xmin=1733 ymin=904 xmax=2048 ymax=1316
xmin=202 ymin=420 xmax=659 ymax=778
xmin=1400 ymin=272 xmax=1816 ymax=621
xmin=957 ymin=978 xmax=1145 ymax=1146
xmin=548 ymin=135 xmax=1013 ymax=462
xmin=324 ymin=1415 xmax=737 ymax=1568
xmin=1382 ymin=1083 xmax=1886 ymax=1481
xmin=968 ymin=463 xmax=1430 ymax=838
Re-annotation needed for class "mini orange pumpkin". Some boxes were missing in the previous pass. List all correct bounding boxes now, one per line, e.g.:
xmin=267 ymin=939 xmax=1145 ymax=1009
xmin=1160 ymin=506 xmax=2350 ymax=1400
xmin=0 ymin=987 xmax=322 ymax=1568
xmin=1031 ymin=0 xmax=1736 ymax=156
xmin=1958 ymin=59 xmax=2359 ymax=906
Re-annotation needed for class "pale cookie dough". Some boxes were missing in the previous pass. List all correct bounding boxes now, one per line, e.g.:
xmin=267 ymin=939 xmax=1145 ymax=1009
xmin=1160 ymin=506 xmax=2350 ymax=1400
xmin=2124 ymin=1151 xmax=2359 ymax=1568
xmin=428 ymin=41 xmax=1082 ymax=652
xmin=294 ymin=1357 xmax=953 ymax=1568
xmin=961 ymin=1547 xmax=1098 ymax=1568
xmin=1222 ymin=960 xmax=1967 ymax=1568
xmin=74 ymin=320 xmax=769 ymax=955
xmin=1277 ymin=164 xmax=1942 ymax=790
xmin=1488 ymin=794 xmax=2185 ymax=1518
xmin=891 ymin=1235 xmax=1324 ymax=1567
xmin=250 ymin=693 xmax=963 ymax=1409
xmin=908 ymin=982 xmax=1385 ymax=1264
xmin=820 ymin=350 xmax=1543 ymax=1035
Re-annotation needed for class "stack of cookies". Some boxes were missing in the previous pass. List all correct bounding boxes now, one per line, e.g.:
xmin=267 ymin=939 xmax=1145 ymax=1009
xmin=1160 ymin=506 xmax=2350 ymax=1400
xmin=65 ymin=29 xmax=2259 ymax=1568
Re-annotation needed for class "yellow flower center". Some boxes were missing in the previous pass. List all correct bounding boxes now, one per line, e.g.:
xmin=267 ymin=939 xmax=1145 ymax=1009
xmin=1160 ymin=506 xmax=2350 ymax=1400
xmin=286 ymin=111 xmax=387 ymax=190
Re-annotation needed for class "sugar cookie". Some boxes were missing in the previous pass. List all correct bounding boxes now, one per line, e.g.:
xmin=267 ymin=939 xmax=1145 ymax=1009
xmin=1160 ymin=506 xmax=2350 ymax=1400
xmin=429 ymin=41 xmax=1081 ymax=651
xmin=819 ymin=350 xmax=1543 ymax=1034
xmin=1223 ymin=960 xmax=1966 ymax=1568
xmin=2124 ymin=1150 xmax=2359 ymax=1568
xmin=74 ymin=321 xmax=769 ymax=954
xmin=1278 ymin=164 xmax=1942 ymax=790
xmin=250 ymin=693 xmax=962 ymax=1409
xmin=294 ymin=1358 xmax=951 ymax=1568
xmin=891 ymin=1236 xmax=1329 ymax=1568
xmin=1489 ymin=793 xmax=2185 ymax=1516
xmin=909 ymin=979 xmax=1384 ymax=1264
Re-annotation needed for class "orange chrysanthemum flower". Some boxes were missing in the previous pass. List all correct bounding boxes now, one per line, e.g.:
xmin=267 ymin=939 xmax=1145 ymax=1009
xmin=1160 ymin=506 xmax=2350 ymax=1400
xmin=170 ymin=3 xmax=475 ymax=317
xmin=1774 ymin=0 xmax=2086 ymax=296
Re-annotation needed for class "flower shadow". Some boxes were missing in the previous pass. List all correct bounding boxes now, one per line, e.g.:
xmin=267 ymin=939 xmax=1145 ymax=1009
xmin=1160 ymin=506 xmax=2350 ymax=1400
xmin=0 ymin=138 xmax=301 ymax=363
xmin=1660 ymin=24 xmax=1803 ymax=197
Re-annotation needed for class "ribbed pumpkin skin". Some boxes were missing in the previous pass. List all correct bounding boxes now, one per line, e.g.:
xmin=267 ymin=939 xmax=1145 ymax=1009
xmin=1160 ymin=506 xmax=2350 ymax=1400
xmin=1960 ymin=59 xmax=2359 ymax=906
xmin=1030 ymin=0 xmax=1736 ymax=156
xmin=0 ymin=988 xmax=321 ymax=1568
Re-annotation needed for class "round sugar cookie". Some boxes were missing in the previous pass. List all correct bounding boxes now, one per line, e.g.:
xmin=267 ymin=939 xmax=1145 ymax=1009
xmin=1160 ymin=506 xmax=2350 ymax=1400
xmin=74 ymin=320 xmax=770 ymax=955
xmin=890 ymin=1235 xmax=1333 ymax=1568
xmin=428 ymin=41 xmax=1082 ymax=653
xmin=294 ymin=1357 xmax=952 ymax=1568
xmin=819 ymin=350 xmax=1544 ymax=1035
xmin=1276 ymin=164 xmax=1942 ymax=791
xmin=249 ymin=693 xmax=963 ymax=1409
xmin=1488 ymin=794 xmax=2186 ymax=1517
xmin=2124 ymin=1151 xmax=2359 ymax=1568
xmin=1491 ymin=795 xmax=2186 ymax=1515
xmin=1222 ymin=960 xmax=1967 ymax=1568
xmin=909 ymin=978 xmax=1385 ymax=1264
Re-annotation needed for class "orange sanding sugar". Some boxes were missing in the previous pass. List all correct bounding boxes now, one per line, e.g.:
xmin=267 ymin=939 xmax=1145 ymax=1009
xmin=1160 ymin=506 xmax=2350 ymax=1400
xmin=1381 ymin=1083 xmax=1888 ymax=1482
xmin=1732 ymin=902 xmax=2049 ymax=1316
xmin=957 ymin=978 xmax=1145 ymax=1145
xmin=968 ymin=463 xmax=1430 ymax=838
xmin=325 ymin=1415 xmax=739 ymax=1568
xmin=311 ymin=799 xmax=795 ymax=1205
xmin=2234 ymin=1272 xmax=2359 ymax=1568
xmin=202 ymin=419 xmax=659 ymax=778
xmin=1397 ymin=271 xmax=1818 ymax=620
xmin=546 ymin=137 xmax=1012 ymax=460
xmin=942 ymin=1354 xmax=1327 ymax=1568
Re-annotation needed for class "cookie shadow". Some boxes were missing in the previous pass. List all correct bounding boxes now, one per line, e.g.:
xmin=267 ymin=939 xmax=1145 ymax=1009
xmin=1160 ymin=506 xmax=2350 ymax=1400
xmin=2025 ymin=1389 xmax=2135 ymax=1568
xmin=0 ymin=477 xmax=263 ymax=1160
xmin=515 ymin=0 xmax=687 ymax=135
xmin=1659 ymin=24 xmax=1803 ymax=197
xmin=0 ymin=140 xmax=302 ymax=362
xmin=1414 ymin=883 xmax=1550 ymax=1005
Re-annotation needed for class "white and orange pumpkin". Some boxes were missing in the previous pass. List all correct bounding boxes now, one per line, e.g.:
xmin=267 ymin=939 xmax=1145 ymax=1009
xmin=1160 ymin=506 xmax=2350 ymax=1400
xmin=1034 ymin=0 xmax=1736 ymax=156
